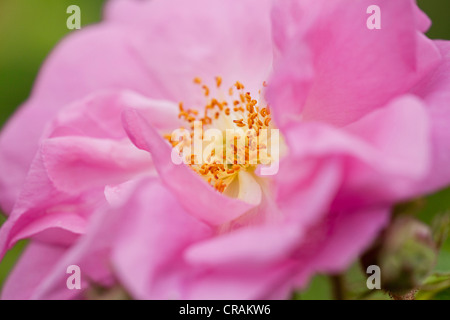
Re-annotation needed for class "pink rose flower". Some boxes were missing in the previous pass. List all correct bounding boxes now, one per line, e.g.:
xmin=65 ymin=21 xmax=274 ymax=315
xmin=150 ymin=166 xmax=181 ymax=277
xmin=0 ymin=0 xmax=449 ymax=299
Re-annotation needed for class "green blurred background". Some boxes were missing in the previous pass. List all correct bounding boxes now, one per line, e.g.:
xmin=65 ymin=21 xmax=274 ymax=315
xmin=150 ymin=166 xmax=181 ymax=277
xmin=0 ymin=0 xmax=449 ymax=298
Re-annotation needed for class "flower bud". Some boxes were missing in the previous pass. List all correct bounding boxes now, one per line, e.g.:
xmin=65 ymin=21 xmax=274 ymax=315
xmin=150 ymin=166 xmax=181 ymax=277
xmin=362 ymin=216 xmax=437 ymax=296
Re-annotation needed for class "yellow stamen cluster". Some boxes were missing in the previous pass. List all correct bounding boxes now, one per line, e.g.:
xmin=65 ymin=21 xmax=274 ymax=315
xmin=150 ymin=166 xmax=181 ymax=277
xmin=165 ymin=77 xmax=273 ymax=193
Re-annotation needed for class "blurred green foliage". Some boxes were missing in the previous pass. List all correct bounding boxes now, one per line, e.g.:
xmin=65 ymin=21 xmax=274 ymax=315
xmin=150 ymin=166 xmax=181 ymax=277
xmin=0 ymin=0 xmax=449 ymax=298
xmin=0 ymin=0 xmax=105 ymax=125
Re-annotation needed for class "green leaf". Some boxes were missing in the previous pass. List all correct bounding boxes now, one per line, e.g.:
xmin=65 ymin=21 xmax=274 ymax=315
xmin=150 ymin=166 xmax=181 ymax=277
xmin=416 ymin=273 xmax=450 ymax=300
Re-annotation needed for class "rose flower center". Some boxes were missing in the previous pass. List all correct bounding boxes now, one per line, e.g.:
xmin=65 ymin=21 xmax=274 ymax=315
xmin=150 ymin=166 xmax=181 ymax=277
xmin=164 ymin=77 xmax=279 ymax=196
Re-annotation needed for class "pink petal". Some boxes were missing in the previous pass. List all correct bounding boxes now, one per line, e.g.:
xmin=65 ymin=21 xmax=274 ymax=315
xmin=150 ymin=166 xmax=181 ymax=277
xmin=280 ymin=95 xmax=430 ymax=210
xmin=122 ymin=108 xmax=256 ymax=225
xmin=0 ymin=136 xmax=151 ymax=259
xmin=411 ymin=41 xmax=450 ymax=193
xmin=41 ymin=137 xmax=151 ymax=194
xmin=45 ymin=91 xmax=130 ymax=140
xmin=343 ymin=94 xmax=430 ymax=179
xmin=293 ymin=207 xmax=390 ymax=289
xmin=45 ymin=89 xmax=182 ymax=142
xmin=112 ymin=178 xmax=296 ymax=300
xmin=314 ymin=207 xmax=390 ymax=272
xmin=1 ymin=242 xmax=71 ymax=300
xmin=112 ymin=178 xmax=212 ymax=300
xmin=0 ymin=153 xmax=92 ymax=259
xmin=0 ymin=0 xmax=274 ymax=214
xmin=30 ymin=196 xmax=127 ymax=300
xmin=184 ymin=263 xmax=297 ymax=300
xmin=267 ymin=0 xmax=440 ymax=128
xmin=275 ymin=158 xmax=343 ymax=227
xmin=105 ymin=0 xmax=274 ymax=105
xmin=185 ymin=225 xmax=303 ymax=269
xmin=0 ymin=25 xmax=163 ymax=213
xmin=29 ymin=180 xmax=161 ymax=299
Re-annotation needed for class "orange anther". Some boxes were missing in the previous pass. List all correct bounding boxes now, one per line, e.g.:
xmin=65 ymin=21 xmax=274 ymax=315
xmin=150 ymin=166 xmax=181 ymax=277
xmin=260 ymin=108 xmax=267 ymax=117
xmin=202 ymin=85 xmax=210 ymax=96
xmin=215 ymin=76 xmax=222 ymax=88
